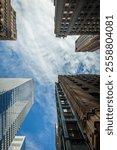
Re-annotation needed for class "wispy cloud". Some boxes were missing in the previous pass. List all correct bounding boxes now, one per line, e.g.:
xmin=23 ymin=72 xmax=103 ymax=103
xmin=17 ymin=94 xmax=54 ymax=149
xmin=10 ymin=0 xmax=100 ymax=82
xmin=18 ymin=132 xmax=43 ymax=150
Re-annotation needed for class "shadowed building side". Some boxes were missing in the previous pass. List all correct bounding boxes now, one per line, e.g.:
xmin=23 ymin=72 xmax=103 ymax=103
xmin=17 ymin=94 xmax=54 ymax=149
xmin=54 ymin=0 xmax=100 ymax=38
xmin=0 ymin=0 xmax=17 ymax=40
xmin=75 ymin=35 xmax=100 ymax=52
xmin=55 ymin=81 xmax=91 ymax=150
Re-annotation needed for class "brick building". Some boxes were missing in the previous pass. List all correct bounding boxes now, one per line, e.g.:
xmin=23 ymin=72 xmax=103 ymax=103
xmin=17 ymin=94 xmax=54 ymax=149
xmin=75 ymin=35 xmax=100 ymax=52
xmin=0 ymin=0 xmax=17 ymax=40
xmin=55 ymin=74 xmax=100 ymax=150
xmin=54 ymin=0 xmax=100 ymax=38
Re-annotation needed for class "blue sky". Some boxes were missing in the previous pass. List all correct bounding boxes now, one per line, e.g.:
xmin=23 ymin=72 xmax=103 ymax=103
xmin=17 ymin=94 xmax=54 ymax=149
xmin=0 ymin=0 xmax=100 ymax=149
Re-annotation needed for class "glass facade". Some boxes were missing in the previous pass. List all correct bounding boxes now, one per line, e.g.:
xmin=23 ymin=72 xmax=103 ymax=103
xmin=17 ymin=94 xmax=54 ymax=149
xmin=0 ymin=79 xmax=34 ymax=150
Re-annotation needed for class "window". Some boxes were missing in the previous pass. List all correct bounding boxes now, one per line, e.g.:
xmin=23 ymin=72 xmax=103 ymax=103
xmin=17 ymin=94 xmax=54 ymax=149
xmin=89 ymin=92 xmax=100 ymax=99
xmin=69 ymin=11 xmax=73 ymax=14
xmin=70 ymin=0 xmax=76 ymax=3
xmin=63 ymin=11 xmax=67 ymax=14
xmin=62 ymin=17 xmax=66 ymax=20
xmin=66 ymin=22 xmax=69 ymax=25
xmin=70 ymin=5 xmax=75 ymax=9
xmin=82 ymin=87 xmax=89 ymax=91
xmin=67 ymin=17 xmax=71 ymax=20
xmin=65 ymin=3 xmax=69 ymax=7
xmin=66 ymin=122 xmax=83 ymax=139
xmin=76 ymin=83 xmax=82 ymax=86
xmin=63 ymin=109 xmax=68 ymax=112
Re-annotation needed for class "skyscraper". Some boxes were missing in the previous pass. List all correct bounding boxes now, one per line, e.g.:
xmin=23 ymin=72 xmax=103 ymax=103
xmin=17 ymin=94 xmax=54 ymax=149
xmin=0 ymin=78 xmax=34 ymax=150
xmin=0 ymin=0 xmax=17 ymax=40
xmin=54 ymin=0 xmax=100 ymax=38
xmin=9 ymin=136 xmax=25 ymax=150
xmin=75 ymin=35 xmax=100 ymax=52
xmin=55 ymin=75 xmax=100 ymax=150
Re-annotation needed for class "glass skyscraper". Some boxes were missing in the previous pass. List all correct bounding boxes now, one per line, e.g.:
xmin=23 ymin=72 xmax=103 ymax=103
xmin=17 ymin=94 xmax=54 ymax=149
xmin=0 ymin=78 xmax=34 ymax=150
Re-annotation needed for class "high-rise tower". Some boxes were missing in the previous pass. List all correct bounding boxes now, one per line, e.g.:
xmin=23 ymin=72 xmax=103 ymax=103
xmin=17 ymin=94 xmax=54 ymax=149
xmin=54 ymin=0 xmax=100 ymax=38
xmin=0 ymin=78 xmax=34 ymax=150
xmin=75 ymin=35 xmax=100 ymax=52
xmin=0 ymin=0 xmax=17 ymax=40
xmin=55 ymin=75 xmax=100 ymax=150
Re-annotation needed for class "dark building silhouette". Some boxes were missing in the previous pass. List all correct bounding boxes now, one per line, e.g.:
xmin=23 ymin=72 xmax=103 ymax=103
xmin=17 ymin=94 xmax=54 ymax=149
xmin=55 ymin=74 xmax=100 ymax=150
xmin=54 ymin=0 xmax=100 ymax=38
xmin=75 ymin=35 xmax=100 ymax=52
xmin=0 ymin=0 xmax=17 ymax=40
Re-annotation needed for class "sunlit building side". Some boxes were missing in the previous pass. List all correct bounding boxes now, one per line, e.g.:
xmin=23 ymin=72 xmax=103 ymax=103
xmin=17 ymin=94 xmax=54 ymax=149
xmin=0 ymin=0 xmax=17 ymax=40
xmin=0 ymin=78 xmax=34 ymax=150
xmin=55 ymin=75 xmax=100 ymax=150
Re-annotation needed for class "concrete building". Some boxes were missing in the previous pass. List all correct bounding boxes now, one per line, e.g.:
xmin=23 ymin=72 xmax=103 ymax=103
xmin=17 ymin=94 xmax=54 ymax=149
xmin=0 ymin=78 xmax=34 ymax=150
xmin=55 ymin=75 xmax=100 ymax=150
xmin=0 ymin=0 xmax=17 ymax=40
xmin=54 ymin=0 xmax=100 ymax=38
xmin=75 ymin=35 xmax=100 ymax=52
xmin=9 ymin=136 xmax=25 ymax=150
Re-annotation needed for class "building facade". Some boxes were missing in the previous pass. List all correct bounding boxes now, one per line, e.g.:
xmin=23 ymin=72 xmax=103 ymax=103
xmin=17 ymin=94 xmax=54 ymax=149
xmin=75 ymin=35 xmax=100 ymax=52
xmin=0 ymin=78 xmax=34 ymax=150
xmin=54 ymin=0 xmax=100 ymax=38
xmin=55 ymin=75 xmax=100 ymax=150
xmin=0 ymin=0 xmax=17 ymax=40
xmin=9 ymin=136 xmax=25 ymax=150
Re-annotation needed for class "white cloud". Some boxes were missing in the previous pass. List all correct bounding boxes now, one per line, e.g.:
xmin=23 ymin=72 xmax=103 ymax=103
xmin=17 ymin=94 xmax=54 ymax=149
xmin=8 ymin=0 xmax=100 ymax=84
xmin=26 ymin=139 xmax=40 ymax=150
xmin=23 ymin=132 xmax=43 ymax=150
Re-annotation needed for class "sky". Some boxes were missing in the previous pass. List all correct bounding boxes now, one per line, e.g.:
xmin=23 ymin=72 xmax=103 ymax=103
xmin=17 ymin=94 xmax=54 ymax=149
xmin=0 ymin=0 xmax=100 ymax=150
